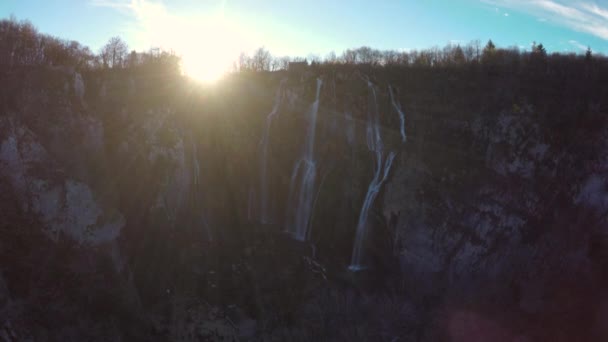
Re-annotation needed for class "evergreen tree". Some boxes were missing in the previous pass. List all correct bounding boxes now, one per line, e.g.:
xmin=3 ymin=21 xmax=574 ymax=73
xmin=586 ymin=46 xmax=592 ymax=61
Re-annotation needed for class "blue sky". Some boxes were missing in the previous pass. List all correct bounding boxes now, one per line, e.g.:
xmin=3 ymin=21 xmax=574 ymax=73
xmin=2 ymin=0 xmax=608 ymax=57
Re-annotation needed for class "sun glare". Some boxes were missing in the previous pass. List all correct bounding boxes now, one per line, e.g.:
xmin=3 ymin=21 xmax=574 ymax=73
xmin=181 ymin=44 xmax=233 ymax=83
xmin=179 ymin=19 xmax=247 ymax=83
xmin=132 ymin=3 xmax=249 ymax=84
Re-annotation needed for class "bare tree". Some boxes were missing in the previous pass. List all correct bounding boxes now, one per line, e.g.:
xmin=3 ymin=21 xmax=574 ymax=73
xmin=307 ymin=53 xmax=321 ymax=65
xmin=238 ymin=52 xmax=251 ymax=71
xmin=357 ymin=46 xmax=374 ymax=64
xmin=468 ymin=39 xmax=481 ymax=62
xmin=278 ymin=56 xmax=291 ymax=70
xmin=397 ymin=51 xmax=411 ymax=65
xmin=291 ymin=56 xmax=307 ymax=63
xmin=270 ymin=56 xmax=281 ymax=71
xmin=442 ymin=44 xmax=465 ymax=65
xmin=14 ymin=19 xmax=39 ymax=65
xmin=126 ymin=50 xmax=139 ymax=68
xmin=100 ymin=36 xmax=128 ymax=69
xmin=462 ymin=42 xmax=476 ymax=63
xmin=341 ymin=49 xmax=357 ymax=64
xmin=252 ymin=47 xmax=272 ymax=71
xmin=383 ymin=50 xmax=399 ymax=66
xmin=325 ymin=51 xmax=337 ymax=64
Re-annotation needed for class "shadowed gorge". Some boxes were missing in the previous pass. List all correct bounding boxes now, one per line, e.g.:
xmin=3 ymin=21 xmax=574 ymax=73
xmin=2 ymin=12 xmax=608 ymax=342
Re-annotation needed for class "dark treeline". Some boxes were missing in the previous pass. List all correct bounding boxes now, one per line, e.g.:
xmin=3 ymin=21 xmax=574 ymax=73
xmin=2 ymin=15 xmax=607 ymax=76
xmin=0 ymin=16 xmax=180 ymax=74
xmin=241 ymin=41 xmax=606 ymax=73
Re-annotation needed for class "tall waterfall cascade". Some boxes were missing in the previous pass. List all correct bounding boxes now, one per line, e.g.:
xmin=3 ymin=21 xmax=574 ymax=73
xmin=389 ymin=85 xmax=407 ymax=143
xmin=286 ymin=78 xmax=323 ymax=241
xmin=191 ymin=139 xmax=212 ymax=241
xmin=349 ymin=81 xmax=401 ymax=271
xmin=258 ymin=79 xmax=287 ymax=224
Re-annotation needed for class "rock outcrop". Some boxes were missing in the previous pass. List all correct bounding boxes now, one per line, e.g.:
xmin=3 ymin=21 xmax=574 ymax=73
xmin=1 ymin=64 xmax=607 ymax=340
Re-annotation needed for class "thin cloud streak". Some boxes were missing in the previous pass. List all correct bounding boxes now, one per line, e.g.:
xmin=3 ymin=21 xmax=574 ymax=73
xmin=90 ymin=0 xmax=254 ymax=52
xmin=90 ymin=0 xmax=134 ymax=12
xmin=581 ymin=3 xmax=608 ymax=20
xmin=569 ymin=39 xmax=588 ymax=51
xmin=481 ymin=0 xmax=608 ymax=40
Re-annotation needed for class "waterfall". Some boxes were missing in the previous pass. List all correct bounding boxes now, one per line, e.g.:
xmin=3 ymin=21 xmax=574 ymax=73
xmin=191 ymin=140 xmax=212 ymax=241
xmin=286 ymin=78 xmax=323 ymax=241
xmin=258 ymin=79 xmax=286 ymax=223
xmin=329 ymin=78 xmax=338 ymax=133
xmin=349 ymin=82 xmax=397 ymax=271
xmin=344 ymin=111 xmax=355 ymax=146
xmin=389 ymin=85 xmax=407 ymax=143
xmin=192 ymin=141 xmax=200 ymax=186
xmin=247 ymin=187 xmax=255 ymax=222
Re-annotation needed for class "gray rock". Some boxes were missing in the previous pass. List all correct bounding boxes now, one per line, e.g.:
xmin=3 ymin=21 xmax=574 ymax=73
xmin=0 ymin=272 xmax=8 ymax=308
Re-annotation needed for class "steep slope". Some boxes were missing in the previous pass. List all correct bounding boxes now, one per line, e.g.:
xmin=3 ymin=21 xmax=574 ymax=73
xmin=1 ymin=62 xmax=608 ymax=340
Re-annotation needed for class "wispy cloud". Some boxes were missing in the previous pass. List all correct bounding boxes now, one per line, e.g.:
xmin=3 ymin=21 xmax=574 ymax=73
xmin=90 ymin=0 xmax=132 ymax=9
xmin=581 ymin=2 xmax=608 ymax=20
xmin=568 ymin=39 xmax=588 ymax=51
xmin=481 ymin=0 xmax=608 ymax=40
xmin=90 ymin=0 xmax=171 ymax=47
xmin=91 ymin=0 xmax=254 ymax=49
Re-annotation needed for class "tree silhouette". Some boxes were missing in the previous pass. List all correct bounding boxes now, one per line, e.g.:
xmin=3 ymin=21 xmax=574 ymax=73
xmin=252 ymin=47 xmax=272 ymax=72
xmin=532 ymin=42 xmax=546 ymax=57
xmin=100 ymin=36 xmax=128 ymax=69
xmin=481 ymin=40 xmax=496 ymax=64
xmin=586 ymin=47 xmax=593 ymax=61
xmin=483 ymin=40 xmax=496 ymax=54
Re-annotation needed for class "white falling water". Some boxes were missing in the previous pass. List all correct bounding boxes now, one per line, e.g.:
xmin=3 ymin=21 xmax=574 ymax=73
xmin=349 ymin=82 xmax=397 ymax=271
xmin=286 ymin=78 xmax=323 ymax=241
xmin=389 ymin=85 xmax=407 ymax=143
xmin=329 ymin=78 xmax=338 ymax=132
xmin=258 ymin=79 xmax=286 ymax=223
xmin=247 ymin=187 xmax=255 ymax=222
xmin=191 ymin=140 xmax=212 ymax=241
xmin=344 ymin=111 xmax=355 ymax=146
xmin=192 ymin=141 xmax=200 ymax=186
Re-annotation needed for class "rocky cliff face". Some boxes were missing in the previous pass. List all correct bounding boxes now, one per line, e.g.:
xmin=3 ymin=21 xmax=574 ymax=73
xmin=381 ymin=70 xmax=608 ymax=339
xmin=1 ymin=65 xmax=608 ymax=340
xmin=0 ymin=117 xmax=123 ymax=244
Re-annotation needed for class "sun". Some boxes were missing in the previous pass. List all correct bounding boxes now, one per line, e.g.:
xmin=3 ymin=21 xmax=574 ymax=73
xmin=182 ymin=50 xmax=231 ymax=83
xmin=178 ymin=18 xmax=245 ymax=83
xmin=128 ymin=0 xmax=258 ymax=84
xmin=135 ymin=6 xmax=247 ymax=84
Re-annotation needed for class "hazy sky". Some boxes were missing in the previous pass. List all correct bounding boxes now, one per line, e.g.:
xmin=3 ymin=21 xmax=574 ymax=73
xmin=2 ymin=0 xmax=608 ymax=58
